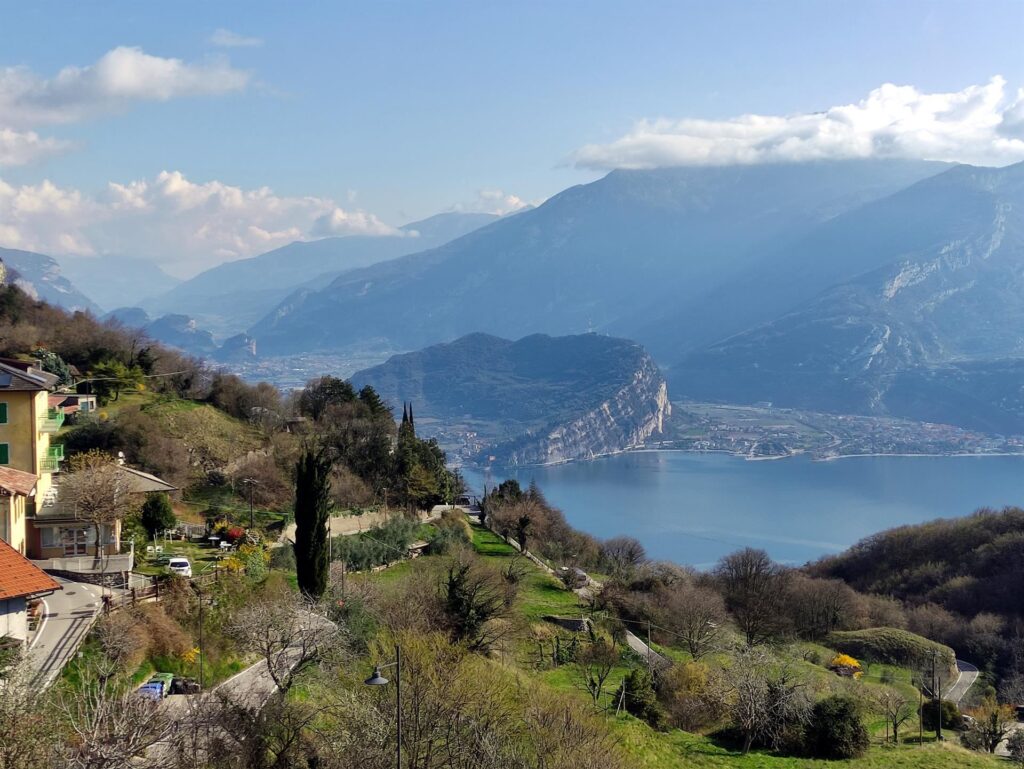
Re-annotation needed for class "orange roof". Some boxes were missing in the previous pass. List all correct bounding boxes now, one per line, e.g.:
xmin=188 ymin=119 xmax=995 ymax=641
xmin=0 ymin=466 xmax=37 ymax=497
xmin=0 ymin=539 xmax=61 ymax=600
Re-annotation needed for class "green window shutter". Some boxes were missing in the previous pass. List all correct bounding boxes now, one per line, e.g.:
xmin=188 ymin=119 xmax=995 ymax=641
xmin=0 ymin=444 xmax=8 ymax=465
xmin=0 ymin=403 xmax=7 ymax=424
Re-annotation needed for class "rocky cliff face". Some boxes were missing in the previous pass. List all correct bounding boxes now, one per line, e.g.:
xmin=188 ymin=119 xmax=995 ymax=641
xmin=494 ymin=356 xmax=672 ymax=466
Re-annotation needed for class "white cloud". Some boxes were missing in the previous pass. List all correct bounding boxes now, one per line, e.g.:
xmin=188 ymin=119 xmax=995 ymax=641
xmin=453 ymin=188 xmax=536 ymax=216
xmin=573 ymin=77 xmax=1024 ymax=170
xmin=0 ymin=171 xmax=399 ymax=276
xmin=209 ymin=29 xmax=264 ymax=48
xmin=0 ymin=127 xmax=72 ymax=165
xmin=0 ymin=46 xmax=249 ymax=130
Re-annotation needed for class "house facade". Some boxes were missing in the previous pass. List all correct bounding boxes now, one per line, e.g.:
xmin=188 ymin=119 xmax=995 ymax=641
xmin=0 ymin=537 xmax=61 ymax=644
xmin=0 ymin=360 xmax=61 ymax=555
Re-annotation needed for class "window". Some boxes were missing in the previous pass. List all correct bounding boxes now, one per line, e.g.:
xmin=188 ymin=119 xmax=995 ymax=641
xmin=40 ymin=527 xmax=59 ymax=548
xmin=0 ymin=443 xmax=8 ymax=465
xmin=0 ymin=402 xmax=7 ymax=424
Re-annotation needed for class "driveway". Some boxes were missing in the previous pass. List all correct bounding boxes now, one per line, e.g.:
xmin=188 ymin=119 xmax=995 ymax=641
xmin=26 ymin=577 xmax=106 ymax=689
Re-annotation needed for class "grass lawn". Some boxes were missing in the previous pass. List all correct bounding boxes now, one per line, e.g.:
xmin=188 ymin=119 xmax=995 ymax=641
xmin=615 ymin=721 xmax=1002 ymax=768
xmin=133 ymin=539 xmax=228 ymax=577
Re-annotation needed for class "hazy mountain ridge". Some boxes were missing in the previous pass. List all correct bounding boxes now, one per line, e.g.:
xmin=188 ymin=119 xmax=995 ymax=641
xmin=143 ymin=211 xmax=499 ymax=335
xmin=350 ymin=332 xmax=671 ymax=464
xmin=672 ymin=161 xmax=1024 ymax=433
xmin=251 ymin=160 xmax=946 ymax=356
xmin=0 ymin=246 xmax=99 ymax=312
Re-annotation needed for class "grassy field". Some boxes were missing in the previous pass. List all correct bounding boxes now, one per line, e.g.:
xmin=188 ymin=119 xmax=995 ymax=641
xmin=453 ymin=522 xmax=1002 ymax=769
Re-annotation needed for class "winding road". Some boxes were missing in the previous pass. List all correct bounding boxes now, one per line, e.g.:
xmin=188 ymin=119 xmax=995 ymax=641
xmin=944 ymin=659 xmax=979 ymax=705
xmin=26 ymin=577 xmax=106 ymax=689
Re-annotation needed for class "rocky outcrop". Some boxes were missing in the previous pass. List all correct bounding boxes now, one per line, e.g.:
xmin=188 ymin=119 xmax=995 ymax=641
xmin=494 ymin=355 xmax=671 ymax=466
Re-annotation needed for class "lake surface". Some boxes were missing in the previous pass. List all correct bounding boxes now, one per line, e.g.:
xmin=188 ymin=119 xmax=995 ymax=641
xmin=462 ymin=452 xmax=1024 ymax=569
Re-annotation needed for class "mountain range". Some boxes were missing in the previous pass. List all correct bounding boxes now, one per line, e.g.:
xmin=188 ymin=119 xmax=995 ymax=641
xmin=250 ymin=160 xmax=946 ymax=356
xmin=3 ymin=157 xmax=1023 ymax=438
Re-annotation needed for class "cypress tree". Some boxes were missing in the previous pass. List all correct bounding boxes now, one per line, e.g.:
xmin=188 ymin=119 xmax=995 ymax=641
xmin=294 ymin=448 xmax=333 ymax=598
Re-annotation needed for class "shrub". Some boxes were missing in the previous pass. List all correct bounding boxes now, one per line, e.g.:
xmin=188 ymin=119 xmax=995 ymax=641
xmin=615 ymin=667 xmax=665 ymax=729
xmin=805 ymin=695 xmax=869 ymax=759
xmin=269 ymin=544 xmax=297 ymax=571
xmin=921 ymin=699 xmax=962 ymax=732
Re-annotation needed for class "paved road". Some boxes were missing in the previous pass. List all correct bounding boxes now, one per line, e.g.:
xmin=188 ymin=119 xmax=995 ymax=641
xmin=944 ymin=659 xmax=979 ymax=705
xmin=26 ymin=577 xmax=105 ymax=689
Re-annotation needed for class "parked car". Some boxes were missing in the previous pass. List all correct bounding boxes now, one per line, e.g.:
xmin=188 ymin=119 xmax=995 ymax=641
xmin=149 ymin=672 xmax=175 ymax=694
xmin=168 ymin=557 xmax=192 ymax=578
xmin=171 ymin=676 xmax=201 ymax=695
xmin=137 ymin=682 xmax=165 ymax=701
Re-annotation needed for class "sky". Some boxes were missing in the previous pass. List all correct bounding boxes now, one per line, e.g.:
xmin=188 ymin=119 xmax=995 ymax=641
xmin=1 ymin=0 xmax=1022 ymax=277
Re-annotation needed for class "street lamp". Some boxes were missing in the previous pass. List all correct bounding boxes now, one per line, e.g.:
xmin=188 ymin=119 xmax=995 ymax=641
xmin=364 ymin=644 xmax=401 ymax=769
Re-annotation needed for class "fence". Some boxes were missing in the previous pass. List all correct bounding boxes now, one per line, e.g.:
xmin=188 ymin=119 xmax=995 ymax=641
xmin=101 ymin=565 xmax=233 ymax=614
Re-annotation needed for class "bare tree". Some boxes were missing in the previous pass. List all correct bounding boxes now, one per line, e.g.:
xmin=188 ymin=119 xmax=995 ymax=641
xmin=573 ymin=637 xmax=619 ymax=706
xmin=713 ymin=548 xmax=790 ymax=646
xmin=0 ymin=661 xmax=59 ymax=769
xmin=661 ymin=582 xmax=728 ymax=659
xmin=716 ymin=647 xmax=811 ymax=754
xmin=226 ymin=593 xmax=344 ymax=693
xmin=872 ymin=688 xmax=915 ymax=744
xmin=53 ymin=656 xmax=174 ymax=769
xmin=60 ymin=451 xmax=140 ymax=570
xmin=599 ymin=536 xmax=647 ymax=581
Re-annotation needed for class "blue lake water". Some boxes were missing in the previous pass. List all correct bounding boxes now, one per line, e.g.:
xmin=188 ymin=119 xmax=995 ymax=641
xmin=462 ymin=452 xmax=1024 ymax=569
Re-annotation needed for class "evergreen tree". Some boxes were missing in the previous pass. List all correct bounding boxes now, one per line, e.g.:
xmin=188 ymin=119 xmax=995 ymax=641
xmin=294 ymin=448 xmax=333 ymax=598
xmin=140 ymin=493 xmax=177 ymax=539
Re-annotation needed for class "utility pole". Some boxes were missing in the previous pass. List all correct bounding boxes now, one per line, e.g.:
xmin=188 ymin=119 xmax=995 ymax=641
xmin=243 ymin=478 xmax=258 ymax=530
xmin=934 ymin=650 xmax=943 ymax=742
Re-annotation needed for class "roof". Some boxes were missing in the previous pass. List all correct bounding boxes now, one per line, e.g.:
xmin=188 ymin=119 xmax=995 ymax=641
xmin=0 ymin=361 xmax=53 ymax=392
xmin=35 ymin=465 xmax=176 ymax=520
xmin=119 ymin=466 xmax=177 ymax=494
xmin=0 ymin=466 xmax=38 ymax=497
xmin=0 ymin=538 xmax=62 ymax=600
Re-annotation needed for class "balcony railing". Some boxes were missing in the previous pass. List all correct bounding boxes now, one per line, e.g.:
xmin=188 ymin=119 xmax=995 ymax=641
xmin=39 ymin=407 xmax=65 ymax=433
xmin=40 ymin=445 xmax=64 ymax=473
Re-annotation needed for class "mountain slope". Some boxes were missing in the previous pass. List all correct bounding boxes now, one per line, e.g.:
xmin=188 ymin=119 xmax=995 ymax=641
xmin=143 ymin=211 xmax=498 ymax=335
xmin=350 ymin=332 xmax=671 ymax=464
xmin=250 ymin=160 xmax=946 ymax=356
xmin=59 ymin=255 xmax=180 ymax=311
xmin=0 ymin=246 xmax=99 ymax=312
xmin=672 ymin=161 xmax=1024 ymax=432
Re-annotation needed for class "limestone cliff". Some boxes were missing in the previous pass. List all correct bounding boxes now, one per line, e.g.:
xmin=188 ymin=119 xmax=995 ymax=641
xmin=351 ymin=332 xmax=672 ymax=466
xmin=493 ymin=355 xmax=672 ymax=466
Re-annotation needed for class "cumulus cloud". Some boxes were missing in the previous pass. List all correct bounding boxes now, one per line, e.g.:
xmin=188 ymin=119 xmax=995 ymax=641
xmin=0 ymin=127 xmax=72 ymax=165
xmin=0 ymin=46 xmax=249 ymax=130
xmin=209 ymin=29 xmax=264 ymax=48
xmin=0 ymin=171 xmax=399 ymax=276
xmin=573 ymin=77 xmax=1024 ymax=170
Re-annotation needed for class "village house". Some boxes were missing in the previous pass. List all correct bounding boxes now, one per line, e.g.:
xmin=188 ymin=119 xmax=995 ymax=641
xmin=28 ymin=465 xmax=176 ymax=563
xmin=0 ymin=537 xmax=61 ymax=646
xmin=0 ymin=359 xmax=62 ymax=555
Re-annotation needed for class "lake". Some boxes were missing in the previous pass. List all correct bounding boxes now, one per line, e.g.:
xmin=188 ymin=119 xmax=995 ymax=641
xmin=462 ymin=451 xmax=1024 ymax=569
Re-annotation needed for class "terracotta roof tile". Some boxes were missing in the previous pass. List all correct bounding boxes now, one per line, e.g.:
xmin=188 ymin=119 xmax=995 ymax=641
xmin=0 ymin=539 xmax=61 ymax=600
xmin=0 ymin=466 xmax=38 ymax=497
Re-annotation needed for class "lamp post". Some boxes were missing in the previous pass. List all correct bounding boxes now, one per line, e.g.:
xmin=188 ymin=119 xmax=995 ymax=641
xmin=364 ymin=644 xmax=401 ymax=769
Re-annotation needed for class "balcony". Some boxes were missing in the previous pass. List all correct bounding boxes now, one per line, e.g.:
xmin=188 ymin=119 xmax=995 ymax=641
xmin=40 ymin=445 xmax=64 ymax=473
xmin=39 ymin=407 xmax=65 ymax=434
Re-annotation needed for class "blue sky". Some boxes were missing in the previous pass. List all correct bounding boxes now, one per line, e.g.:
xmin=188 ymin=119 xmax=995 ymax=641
xmin=1 ymin=0 xmax=1022 ymax=276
